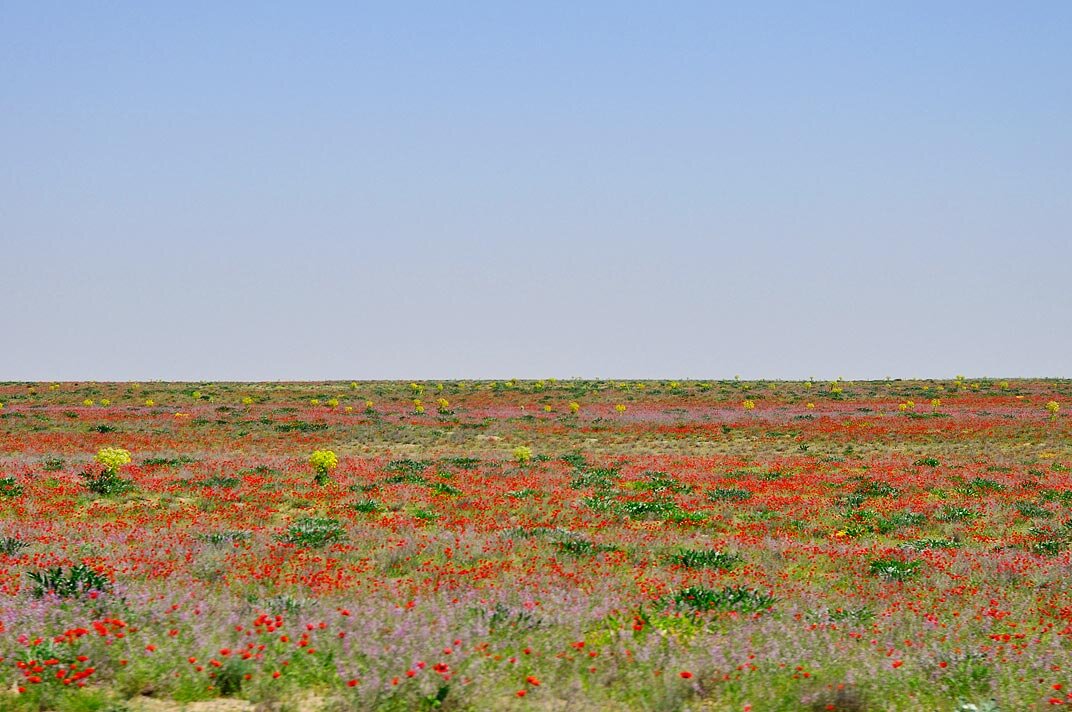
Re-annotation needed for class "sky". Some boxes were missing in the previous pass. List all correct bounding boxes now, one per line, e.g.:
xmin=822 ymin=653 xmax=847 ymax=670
xmin=1 ymin=2 xmax=1069 ymax=381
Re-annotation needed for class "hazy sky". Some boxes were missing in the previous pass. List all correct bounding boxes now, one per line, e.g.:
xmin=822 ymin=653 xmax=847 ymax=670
xmin=2 ymin=2 xmax=1069 ymax=381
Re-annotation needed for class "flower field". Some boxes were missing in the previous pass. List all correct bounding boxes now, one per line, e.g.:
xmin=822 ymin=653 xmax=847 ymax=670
xmin=0 ymin=378 xmax=1071 ymax=711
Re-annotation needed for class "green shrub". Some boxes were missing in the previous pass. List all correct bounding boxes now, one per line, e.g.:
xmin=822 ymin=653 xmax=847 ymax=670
xmin=708 ymin=487 xmax=753 ymax=502
xmin=0 ymin=537 xmax=28 ymax=556
xmin=936 ymin=505 xmax=976 ymax=522
xmin=670 ymin=585 xmax=774 ymax=613
xmin=81 ymin=470 xmax=135 ymax=497
xmin=27 ymin=564 xmax=109 ymax=598
xmin=877 ymin=511 xmax=927 ymax=533
xmin=279 ymin=517 xmax=346 ymax=547
xmin=669 ymin=548 xmax=739 ymax=570
xmin=0 ymin=477 xmax=23 ymax=499
xmin=1015 ymin=501 xmax=1053 ymax=519
xmin=868 ymin=557 xmax=920 ymax=581
xmin=350 ymin=498 xmax=384 ymax=513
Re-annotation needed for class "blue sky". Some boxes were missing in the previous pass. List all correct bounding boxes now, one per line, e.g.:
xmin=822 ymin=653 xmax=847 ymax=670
xmin=2 ymin=2 xmax=1069 ymax=380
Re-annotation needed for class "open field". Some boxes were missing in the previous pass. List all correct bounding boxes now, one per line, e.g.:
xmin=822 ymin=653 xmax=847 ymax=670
xmin=0 ymin=378 xmax=1071 ymax=711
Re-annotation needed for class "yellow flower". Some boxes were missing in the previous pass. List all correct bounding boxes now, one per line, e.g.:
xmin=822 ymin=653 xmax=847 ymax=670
xmin=543 ymin=405 xmax=552 ymax=412
xmin=49 ymin=383 xmax=60 ymax=391
xmin=350 ymin=382 xmax=359 ymax=390
xmin=415 ymin=404 xmax=425 ymax=414
xmin=144 ymin=399 xmax=154 ymax=407
xmin=410 ymin=383 xmax=424 ymax=395
xmin=999 ymin=381 xmax=1009 ymax=390
xmin=615 ymin=403 xmax=627 ymax=414
xmin=930 ymin=398 xmax=941 ymax=409
xmin=1046 ymin=401 xmax=1060 ymax=417
xmin=309 ymin=449 xmax=339 ymax=473
xmin=95 ymin=447 xmax=132 ymax=474
xmin=100 ymin=398 xmax=111 ymax=407
xmin=326 ymin=398 xmax=339 ymax=408
xmin=344 ymin=405 xmax=353 ymax=413
xmin=806 ymin=402 xmax=815 ymax=409
xmin=513 ymin=446 xmax=533 ymax=464
xmin=309 ymin=449 xmax=338 ymax=485
xmin=906 ymin=400 xmax=915 ymax=408
xmin=365 ymin=400 xmax=375 ymax=410
xmin=192 ymin=391 xmax=201 ymax=399
xmin=242 ymin=396 xmax=254 ymax=406
xmin=437 ymin=398 xmax=449 ymax=410
xmin=568 ymin=401 xmax=580 ymax=414
xmin=669 ymin=381 xmax=680 ymax=390
xmin=742 ymin=399 xmax=756 ymax=410
xmin=898 ymin=403 xmax=908 ymax=412
xmin=83 ymin=399 xmax=94 ymax=407
xmin=310 ymin=398 xmax=320 ymax=406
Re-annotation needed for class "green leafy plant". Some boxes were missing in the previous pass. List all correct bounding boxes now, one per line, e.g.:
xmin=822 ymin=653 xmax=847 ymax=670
xmin=877 ymin=510 xmax=927 ymax=533
xmin=1015 ymin=501 xmax=1053 ymax=519
xmin=385 ymin=459 xmax=431 ymax=476
xmin=279 ymin=517 xmax=346 ymax=547
xmin=27 ymin=564 xmax=110 ymax=598
xmin=0 ymin=476 xmax=24 ymax=499
xmin=868 ymin=557 xmax=921 ymax=581
xmin=0 ymin=536 xmax=28 ymax=556
xmin=669 ymin=548 xmax=740 ymax=570
xmin=554 ymin=537 xmax=613 ymax=557
xmin=670 ymin=585 xmax=774 ymax=613
xmin=708 ymin=487 xmax=753 ymax=502
xmin=350 ymin=498 xmax=384 ymax=513
xmin=81 ymin=469 xmax=135 ymax=496
xmin=936 ymin=505 xmax=977 ymax=522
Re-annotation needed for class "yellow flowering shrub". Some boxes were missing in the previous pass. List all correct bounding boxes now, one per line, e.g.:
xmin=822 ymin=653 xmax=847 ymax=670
xmin=310 ymin=449 xmax=338 ymax=472
xmin=309 ymin=449 xmax=338 ymax=485
xmin=95 ymin=447 xmax=132 ymax=474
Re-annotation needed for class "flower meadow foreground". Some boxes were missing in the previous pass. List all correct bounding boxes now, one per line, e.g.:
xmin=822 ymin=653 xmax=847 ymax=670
xmin=0 ymin=379 xmax=1071 ymax=711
